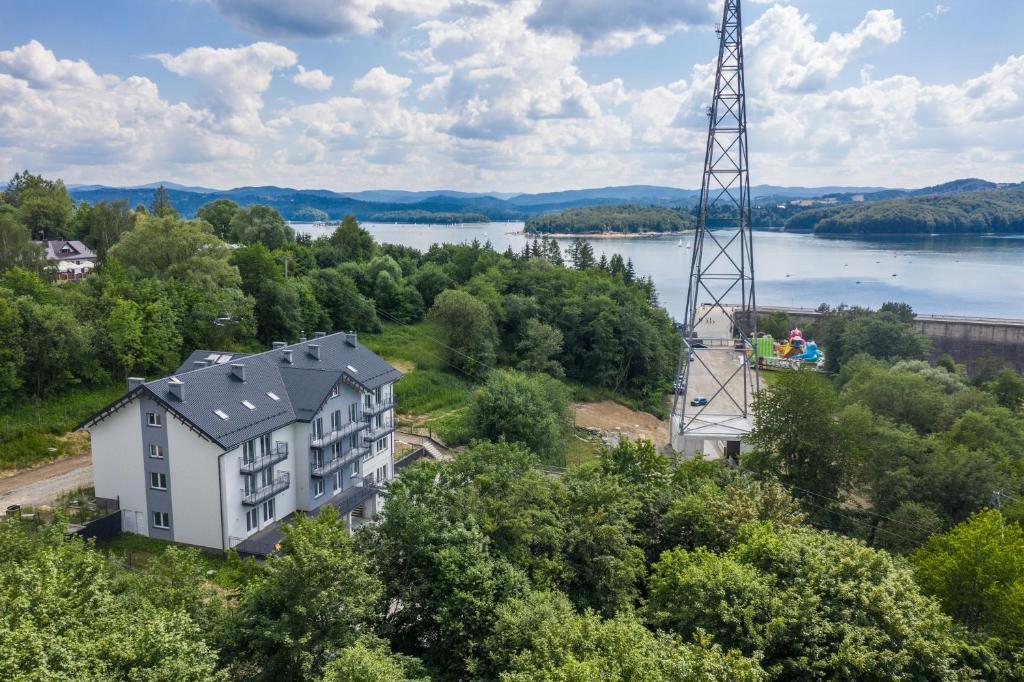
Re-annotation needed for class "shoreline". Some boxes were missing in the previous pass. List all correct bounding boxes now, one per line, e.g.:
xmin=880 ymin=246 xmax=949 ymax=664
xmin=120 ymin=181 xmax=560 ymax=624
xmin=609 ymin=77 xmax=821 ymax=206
xmin=522 ymin=230 xmax=692 ymax=239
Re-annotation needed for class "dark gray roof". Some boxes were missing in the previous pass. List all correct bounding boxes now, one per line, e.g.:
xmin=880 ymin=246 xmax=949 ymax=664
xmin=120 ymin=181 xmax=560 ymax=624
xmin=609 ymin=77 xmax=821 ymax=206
xmin=175 ymin=350 xmax=250 ymax=375
xmin=83 ymin=332 xmax=401 ymax=450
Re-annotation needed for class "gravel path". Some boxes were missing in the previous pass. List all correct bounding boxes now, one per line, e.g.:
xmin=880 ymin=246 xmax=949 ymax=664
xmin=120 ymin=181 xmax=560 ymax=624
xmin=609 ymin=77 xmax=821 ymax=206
xmin=0 ymin=454 xmax=93 ymax=511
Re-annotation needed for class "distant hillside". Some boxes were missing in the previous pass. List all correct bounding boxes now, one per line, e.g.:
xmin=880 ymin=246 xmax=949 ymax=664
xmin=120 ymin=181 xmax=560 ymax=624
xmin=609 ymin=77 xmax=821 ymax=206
xmin=525 ymin=204 xmax=695 ymax=234
xmin=785 ymin=188 xmax=1024 ymax=235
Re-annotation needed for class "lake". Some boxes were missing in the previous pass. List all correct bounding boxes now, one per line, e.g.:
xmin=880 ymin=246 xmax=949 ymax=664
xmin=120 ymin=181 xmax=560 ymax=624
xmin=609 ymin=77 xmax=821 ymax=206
xmin=292 ymin=222 xmax=1024 ymax=321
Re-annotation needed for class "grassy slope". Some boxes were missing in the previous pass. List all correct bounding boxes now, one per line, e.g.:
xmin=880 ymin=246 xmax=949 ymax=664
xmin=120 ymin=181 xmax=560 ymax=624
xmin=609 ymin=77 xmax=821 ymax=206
xmin=0 ymin=383 xmax=123 ymax=470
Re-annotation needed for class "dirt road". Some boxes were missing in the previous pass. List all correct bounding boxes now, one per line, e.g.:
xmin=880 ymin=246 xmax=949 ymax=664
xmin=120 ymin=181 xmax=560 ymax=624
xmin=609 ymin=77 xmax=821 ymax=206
xmin=0 ymin=454 xmax=93 ymax=511
xmin=574 ymin=401 xmax=670 ymax=448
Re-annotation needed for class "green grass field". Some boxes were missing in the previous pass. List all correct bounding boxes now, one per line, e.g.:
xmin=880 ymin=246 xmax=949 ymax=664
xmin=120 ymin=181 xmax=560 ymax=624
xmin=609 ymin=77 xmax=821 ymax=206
xmin=0 ymin=383 xmax=123 ymax=470
xmin=96 ymin=533 xmax=259 ymax=589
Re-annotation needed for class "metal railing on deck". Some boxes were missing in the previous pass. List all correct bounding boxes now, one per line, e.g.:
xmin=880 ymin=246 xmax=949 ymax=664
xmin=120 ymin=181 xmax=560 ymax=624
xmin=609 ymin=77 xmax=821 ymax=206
xmin=239 ymin=443 xmax=288 ymax=474
xmin=241 ymin=472 xmax=290 ymax=506
xmin=310 ymin=419 xmax=366 ymax=449
xmin=311 ymin=446 xmax=369 ymax=478
xmin=362 ymin=417 xmax=395 ymax=444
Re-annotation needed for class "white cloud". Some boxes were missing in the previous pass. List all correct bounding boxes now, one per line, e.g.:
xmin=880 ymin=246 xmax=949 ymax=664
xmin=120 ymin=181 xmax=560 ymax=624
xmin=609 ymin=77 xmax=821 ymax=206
xmin=526 ymin=0 xmax=717 ymax=53
xmin=922 ymin=4 xmax=952 ymax=20
xmin=0 ymin=41 xmax=253 ymax=184
xmin=155 ymin=42 xmax=296 ymax=133
xmin=293 ymin=65 xmax=333 ymax=90
xmin=211 ymin=0 xmax=454 ymax=39
xmin=353 ymin=66 xmax=411 ymax=99
xmin=746 ymin=6 xmax=902 ymax=93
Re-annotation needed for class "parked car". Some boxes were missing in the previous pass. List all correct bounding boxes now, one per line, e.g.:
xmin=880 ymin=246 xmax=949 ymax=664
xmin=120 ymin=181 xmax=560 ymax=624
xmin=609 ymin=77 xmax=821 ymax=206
xmin=690 ymin=396 xmax=709 ymax=407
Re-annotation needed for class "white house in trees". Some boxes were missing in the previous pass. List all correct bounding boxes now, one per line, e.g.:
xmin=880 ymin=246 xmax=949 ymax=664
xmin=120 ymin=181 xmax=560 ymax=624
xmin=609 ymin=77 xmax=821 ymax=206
xmin=81 ymin=331 xmax=400 ymax=554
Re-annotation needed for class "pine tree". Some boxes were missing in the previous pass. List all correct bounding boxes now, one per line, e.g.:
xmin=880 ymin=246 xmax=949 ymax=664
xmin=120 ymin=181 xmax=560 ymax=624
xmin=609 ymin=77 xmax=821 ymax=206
xmin=570 ymin=238 xmax=595 ymax=270
xmin=544 ymin=237 xmax=563 ymax=266
xmin=608 ymin=253 xmax=625 ymax=279
xmin=150 ymin=185 xmax=176 ymax=218
xmin=597 ymin=253 xmax=608 ymax=271
xmin=625 ymin=258 xmax=636 ymax=283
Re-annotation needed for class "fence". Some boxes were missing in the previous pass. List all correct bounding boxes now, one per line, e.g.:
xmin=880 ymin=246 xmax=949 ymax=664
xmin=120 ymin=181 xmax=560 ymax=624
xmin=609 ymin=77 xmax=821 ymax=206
xmin=71 ymin=508 xmax=122 ymax=542
xmin=395 ymin=446 xmax=431 ymax=471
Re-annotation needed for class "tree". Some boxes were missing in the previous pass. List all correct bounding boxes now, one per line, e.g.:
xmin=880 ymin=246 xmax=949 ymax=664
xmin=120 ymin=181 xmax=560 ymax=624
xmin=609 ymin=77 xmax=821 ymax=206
xmin=912 ymin=510 xmax=1024 ymax=643
xmin=745 ymin=371 xmax=866 ymax=505
xmin=196 ymin=198 xmax=240 ymax=240
xmin=227 ymin=508 xmax=382 ymax=681
xmin=328 ymin=216 xmax=375 ymax=262
xmin=321 ymin=636 xmax=429 ymax=682
xmin=229 ymin=204 xmax=295 ymax=250
xmin=468 ymin=369 xmax=571 ymax=464
xmin=989 ymin=369 xmax=1024 ymax=412
xmin=79 ymin=200 xmax=135 ymax=258
xmin=150 ymin=184 xmax=177 ymax=217
xmin=5 ymin=171 xmax=73 ymax=238
xmin=0 ymin=294 xmax=23 ymax=407
xmin=838 ymin=311 xmax=930 ymax=366
xmin=0 ymin=520 xmax=222 ymax=681
xmin=515 ymin=318 xmax=564 ymax=377
xmin=0 ymin=210 xmax=46 ymax=273
xmin=408 ymin=262 xmax=452 ymax=308
xmin=568 ymin=238 xmax=595 ymax=269
xmin=486 ymin=591 xmax=764 ymax=682
xmin=428 ymin=289 xmax=498 ymax=379
xmin=16 ymin=297 xmax=94 ymax=397
xmin=364 ymin=464 xmax=529 ymax=679
xmin=648 ymin=523 xmax=972 ymax=680
xmin=309 ymin=269 xmax=380 ymax=333
xmin=104 ymin=298 xmax=144 ymax=377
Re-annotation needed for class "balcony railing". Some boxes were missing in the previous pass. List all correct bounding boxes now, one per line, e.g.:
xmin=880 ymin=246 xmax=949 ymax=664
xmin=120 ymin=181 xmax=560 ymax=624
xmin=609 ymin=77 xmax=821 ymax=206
xmin=309 ymin=419 xmax=367 ymax=449
xmin=239 ymin=443 xmax=288 ymax=474
xmin=362 ymin=417 xmax=395 ymax=444
xmin=310 ymin=446 xmax=369 ymax=478
xmin=242 ymin=472 xmax=290 ymax=506
xmin=362 ymin=399 xmax=395 ymax=419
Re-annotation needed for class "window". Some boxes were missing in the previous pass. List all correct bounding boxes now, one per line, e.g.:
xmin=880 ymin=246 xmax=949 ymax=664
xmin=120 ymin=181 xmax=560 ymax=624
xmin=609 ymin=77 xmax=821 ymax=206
xmin=348 ymin=434 xmax=358 ymax=449
xmin=330 ymin=409 xmax=340 ymax=431
xmin=262 ymin=499 xmax=275 ymax=522
xmin=242 ymin=400 xmax=256 ymax=410
xmin=376 ymin=464 xmax=388 ymax=481
xmin=246 ymin=508 xmax=259 ymax=531
xmin=363 ymin=394 xmax=372 ymax=408
xmin=148 ymin=443 xmax=163 ymax=459
xmin=312 ymin=417 xmax=323 ymax=440
xmin=313 ymin=478 xmax=324 ymax=498
xmin=260 ymin=433 xmax=271 ymax=455
xmin=243 ymin=474 xmax=254 ymax=496
xmin=242 ymin=439 xmax=256 ymax=464
xmin=374 ymin=386 xmax=383 ymax=402
xmin=331 ymin=384 xmax=340 ymax=398
xmin=149 ymin=472 xmax=167 ymax=490
xmin=267 ymin=391 xmax=280 ymax=401
xmin=333 ymin=471 xmax=343 ymax=490
xmin=377 ymin=436 xmax=388 ymax=453
xmin=348 ymin=403 xmax=358 ymax=421
xmin=312 ymin=450 xmax=323 ymax=469
xmin=153 ymin=511 xmax=170 ymax=529
xmin=375 ymin=413 xmax=383 ymax=428
xmin=350 ymin=460 xmax=360 ymax=477
xmin=214 ymin=409 xmax=229 ymax=420
xmin=347 ymin=364 xmax=358 ymax=374
xmin=147 ymin=412 xmax=162 ymax=427
xmin=331 ymin=442 xmax=341 ymax=460
xmin=260 ymin=467 xmax=273 ymax=488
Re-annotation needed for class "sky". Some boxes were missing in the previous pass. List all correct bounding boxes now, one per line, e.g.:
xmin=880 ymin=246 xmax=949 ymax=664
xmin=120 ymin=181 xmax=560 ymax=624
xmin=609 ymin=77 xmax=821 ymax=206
xmin=0 ymin=0 xmax=1022 ymax=193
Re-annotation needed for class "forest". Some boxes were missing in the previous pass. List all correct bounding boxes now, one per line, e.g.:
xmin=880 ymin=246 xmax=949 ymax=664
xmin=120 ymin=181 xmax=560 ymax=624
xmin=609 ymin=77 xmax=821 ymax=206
xmin=3 ymin=172 xmax=1024 ymax=680
xmin=525 ymin=204 xmax=696 ymax=234
xmin=785 ymin=188 xmax=1024 ymax=235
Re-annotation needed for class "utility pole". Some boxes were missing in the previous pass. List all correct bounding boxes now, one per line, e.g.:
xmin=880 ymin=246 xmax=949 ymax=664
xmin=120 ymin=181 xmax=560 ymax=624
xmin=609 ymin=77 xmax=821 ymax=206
xmin=280 ymin=254 xmax=291 ymax=279
xmin=671 ymin=0 xmax=758 ymax=457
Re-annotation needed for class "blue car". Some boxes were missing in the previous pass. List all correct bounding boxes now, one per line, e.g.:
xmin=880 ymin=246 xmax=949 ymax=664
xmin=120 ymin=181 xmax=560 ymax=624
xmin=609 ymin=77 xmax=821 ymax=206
xmin=690 ymin=396 xmax=709 ymax=407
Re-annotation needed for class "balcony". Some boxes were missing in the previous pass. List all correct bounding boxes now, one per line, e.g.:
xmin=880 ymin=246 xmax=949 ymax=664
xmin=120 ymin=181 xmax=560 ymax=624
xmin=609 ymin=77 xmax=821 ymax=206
xmin=242 ymin=472 xmax=290 ymax=506
xmin=362 ymin=416 xmax=395 ymax=444
xmin=310 ymin=446 xmax=369 ymax=478
xmin=239 ymin=443 xmax=288 ymax=474
xmin=362 ymin=398 xmax=395 ymax=419
xmin=309 ymin=419 xmax=367 ymax=449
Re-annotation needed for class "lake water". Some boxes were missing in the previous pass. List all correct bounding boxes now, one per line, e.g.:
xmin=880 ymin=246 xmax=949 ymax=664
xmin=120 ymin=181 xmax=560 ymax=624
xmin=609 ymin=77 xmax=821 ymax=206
xmin=293 ymin=222 xmax=1024 ymax=321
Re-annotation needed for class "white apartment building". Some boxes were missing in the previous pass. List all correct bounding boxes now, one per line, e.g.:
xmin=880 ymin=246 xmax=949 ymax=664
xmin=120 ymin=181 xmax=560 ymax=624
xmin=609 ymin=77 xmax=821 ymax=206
xmin=81 ymin=331 xmax=400 ymax=554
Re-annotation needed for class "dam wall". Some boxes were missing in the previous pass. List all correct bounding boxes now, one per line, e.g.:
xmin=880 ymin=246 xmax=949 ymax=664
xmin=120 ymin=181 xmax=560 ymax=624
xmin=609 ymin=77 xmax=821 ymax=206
xmin=756 ymin=307 xmax=1024 ymax=376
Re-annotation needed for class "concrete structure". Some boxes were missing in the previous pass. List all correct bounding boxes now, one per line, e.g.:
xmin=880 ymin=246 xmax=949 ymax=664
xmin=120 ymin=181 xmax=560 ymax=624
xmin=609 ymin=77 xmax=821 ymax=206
xmin=671 ymin=304 xmax=755 ymax=460
xmin=38 ymin=240 xmax=96 ymax=282
xmin=81 ymin=331 xmax=400 ymax=552
xmin=760 ymin=306 xmax=1024 ymax=375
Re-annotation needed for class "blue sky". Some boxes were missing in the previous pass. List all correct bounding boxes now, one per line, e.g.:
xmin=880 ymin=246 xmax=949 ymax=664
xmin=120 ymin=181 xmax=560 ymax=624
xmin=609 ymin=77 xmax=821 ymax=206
xmin=1 ymin=0 xmax=1021 ymax=192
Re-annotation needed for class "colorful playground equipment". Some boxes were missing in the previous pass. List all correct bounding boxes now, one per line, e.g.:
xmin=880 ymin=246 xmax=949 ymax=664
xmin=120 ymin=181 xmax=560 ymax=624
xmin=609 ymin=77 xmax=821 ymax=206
xmin=750 ymin=327 xmax=825 ymax=371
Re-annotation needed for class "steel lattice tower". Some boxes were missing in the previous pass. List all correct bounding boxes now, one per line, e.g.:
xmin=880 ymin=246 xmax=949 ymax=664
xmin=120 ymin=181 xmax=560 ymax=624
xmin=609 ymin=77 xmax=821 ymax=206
xmin=671 ymin=0 xmax=758 ymax=457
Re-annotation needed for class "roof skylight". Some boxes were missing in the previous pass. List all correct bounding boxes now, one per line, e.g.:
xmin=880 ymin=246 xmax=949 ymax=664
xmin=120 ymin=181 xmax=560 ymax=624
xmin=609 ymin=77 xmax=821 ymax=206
xmin=242 ymin=400 xmax=255 ymax=410
xmin=267 ymin=391 xmax=280 ymax=401
xmin=346 ymin=365 xmax=358 ymax=373
xmin=214 ymin=409 xmax=229 ymax=420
